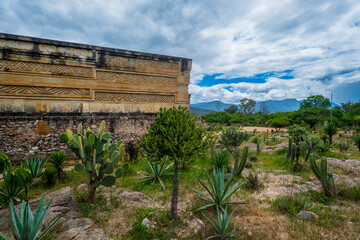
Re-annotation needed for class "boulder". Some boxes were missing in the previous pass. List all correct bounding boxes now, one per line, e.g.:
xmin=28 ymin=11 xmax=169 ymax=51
xmin=296 ymin=211 xmax=318 ymax=221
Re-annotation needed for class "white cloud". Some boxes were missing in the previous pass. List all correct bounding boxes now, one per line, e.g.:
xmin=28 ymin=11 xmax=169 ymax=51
xmin=0 ymin=0 xmax=359 ymax=103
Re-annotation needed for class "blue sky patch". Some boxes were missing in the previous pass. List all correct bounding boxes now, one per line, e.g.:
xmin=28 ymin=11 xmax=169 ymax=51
xmin=197 ymin=70 xmax=294 ymax=87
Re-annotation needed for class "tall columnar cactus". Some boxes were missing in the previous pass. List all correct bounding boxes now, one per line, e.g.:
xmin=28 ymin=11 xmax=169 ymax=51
xmin=256 ymin=140 xmax=262 ymax=155
xmin=309 ymin=154 xmax=337 ymax=197
xmin=290 ymin=144 xmax=296 ymax=163
xmin=233 ymin=146 xmax=248 ymax=176
xmin=285 ymin=137 xmax=293 ymax=160
xmin=60 ymin=121 xmax=124 ymax=202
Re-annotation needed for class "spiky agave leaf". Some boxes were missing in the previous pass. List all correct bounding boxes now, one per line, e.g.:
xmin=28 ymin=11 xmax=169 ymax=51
xmin=191 ymin=167 xmax=246 ymax=211
xmin=3 ymin=194 xmax=61 ymax=240
xmin=138 ymin=156 xmax=173 ymax=189
xmin=202 ymin=207 xmax=237 ymax=239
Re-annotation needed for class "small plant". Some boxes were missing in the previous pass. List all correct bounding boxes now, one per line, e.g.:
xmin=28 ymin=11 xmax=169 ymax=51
xmin=256 ymin=140 xmax=262 ymax=155
xmin=324 ymin=122 xmax=337 ymax=144
xmin=219 ymin=127 xmax=251 ymax=154
xmin=273 ymin=195 xmax=312 ymax=216
xmin=203 ymin=207 xmax=237 ymax=239
xmin=320 ymin=134 xmax=328 ymax=143
xmin=210 ymin=148 xmax=230 ymax=170
xmin=41 ymin=167 xmax=57 ymax=187
xmin=244 ymin=172 xmax=262 ymax=190
xmin=48 ymin=151 xmax=67 ymax=181
xmin=60 ymin=121 xmax=124 ymax=202
xmin=300 ymin=136 xmax=321 ymax=162
xmin=285 ymin=137 xmax=293 ymax=160
xmin=233 ymin=146 xmax=248 ymax=176
xmin=337 ymin=141 xmax=351 ymax=153
xmin=354 ymin=135 xmax=360 ymax=151
xmin=342 ymin=185 xmax=360 ymax=202
xmin=309 ymin=154 xmax=339 ymax=197
xmin=0 ymin=194 xmax=61 ymax=240
xmin=139 ymin=156 xmax=174 ymax=189
xmin=25 ymin=157 xmax=46 ymax=179
xmin=0 ymin=153 xmax=11 ymax=174
xmin=0 ymin=170 xmax=26 ymax=208
xmin=191 ymin=167 xmax=246 ymax=210
xmin=249 ymin=155 xmax=257 ymax=162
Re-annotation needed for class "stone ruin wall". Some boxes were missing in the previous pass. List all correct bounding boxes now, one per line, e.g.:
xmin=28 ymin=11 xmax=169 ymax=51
xmin=0 ymin=33 xmax=192 ymax=161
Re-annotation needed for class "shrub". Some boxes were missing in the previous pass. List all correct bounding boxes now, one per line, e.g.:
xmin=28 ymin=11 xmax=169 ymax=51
xmin=354 ymin=135 xmax=360 ymax=151
xmin=191 ymin=167 xmax=246 ymax=210
xmin=273 ymin=195 xmax=312 ymax=216
xmin=218 ymin=127 xmax=251 ymax=154
xmin=48 ymin=151 xmax=67 ymax=181
xmin=0 ymin=194 xmax=61 ymax=240
xmin=337 ymin=141 xmax=351 ymax=153
xmin=41 ymin=167 xmax=57 ymax=187
xmin=139 ymin=156 xmax=173 ymax=189
xmin=342 ymin=185 xmax=360 ymax=202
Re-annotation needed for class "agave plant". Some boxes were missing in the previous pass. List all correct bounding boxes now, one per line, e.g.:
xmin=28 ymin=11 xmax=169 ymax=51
xmin=210 ymin=148 xmax=230 ymax=170
xmin=0 ymin=194 xmax=61 ymax=240
xmin=48 ymin=151 xmax=67 ymax=181
xmin=202 ymin=207 xmax=237 ymax=240
xmin=191 ymin=167 xmax=246 ymax=210
xmin=139 ymin=156 xmax=174 ymax=189
xmin=25 ymin=157 xmax=46 ymax=179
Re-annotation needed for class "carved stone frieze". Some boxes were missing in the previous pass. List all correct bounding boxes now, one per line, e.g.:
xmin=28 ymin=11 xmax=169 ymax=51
xmin=95 ymin=91 xmax=175 ymax=103
xmin=0 ymin=84 xmax=90 ymax=97
xmin=0 ymin=59 xmax=93 ymax=77
xmin=96 ymin=70 xmax=177 ymax=86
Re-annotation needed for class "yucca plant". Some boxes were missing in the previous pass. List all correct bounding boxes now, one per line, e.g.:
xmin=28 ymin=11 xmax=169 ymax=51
xmin=0 ymin=194 xmax=61 ymax=240
xmin=25 ymin=157 xmax=46 ymax=179
xmin=191 ymin=167 xmax=246 ymax=210
xmin=48 ymin=151 xmax=67 ymax=181
xmin=41 ymin=167 xmax=57 ymax=187
xmin=210 ymin=148 xmax=230 ymax=170
xmin=139 ymin=156 xmax=173 ymax=189
xmin=202 ymin=207 xmax=237 ymax=240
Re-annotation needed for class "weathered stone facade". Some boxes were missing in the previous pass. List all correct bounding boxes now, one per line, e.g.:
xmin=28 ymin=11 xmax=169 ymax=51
xmin=0 ymin=33 xmax=191 ymax=113
xmin=0 ymin=33 xmax=192 ymax=160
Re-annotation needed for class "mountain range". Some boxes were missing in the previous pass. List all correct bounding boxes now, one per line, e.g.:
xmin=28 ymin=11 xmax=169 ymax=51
xmin=190 ymin=99 xmax=302 ymax=116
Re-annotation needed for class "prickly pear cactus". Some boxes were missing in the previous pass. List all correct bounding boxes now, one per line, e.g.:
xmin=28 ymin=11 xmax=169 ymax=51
xmin=60 ymin=121 xmax=125 ymax=201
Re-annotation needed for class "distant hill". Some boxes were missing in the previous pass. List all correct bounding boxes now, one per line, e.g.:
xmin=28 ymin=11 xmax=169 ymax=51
xmin=190 ymin=99 xmax=302 ymax=113
xmin=190 ymin=107 xmax=214 ymax=116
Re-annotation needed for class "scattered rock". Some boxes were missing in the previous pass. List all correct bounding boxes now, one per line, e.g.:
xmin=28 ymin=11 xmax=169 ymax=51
xmin=189 ymin=218 xmax=204 ymax=233
xmin=142 ymin=217 xmax=150 ymax=227
xmin=56 ymin=218 xmax=93 ymax=239
xmin=117 ymin=191 xmax=154 ymax=203
xmin=74 ymin=228 xmax=111 ymax=240
xmin=296 ymin=211 xmax=318 ymax=221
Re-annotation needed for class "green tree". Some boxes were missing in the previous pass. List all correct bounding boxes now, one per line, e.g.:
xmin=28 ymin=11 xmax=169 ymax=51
xmin=268 ymin=116 xmax=290 ymax=132
xmin=224 ymin=105 xmax=238 ymax=114
xmin=204 ymin=112 xmax=232 ymax=124
xmin=138 ymin=106 xmax=213 ymax=220
xmin=324 ymin=122 xmax=337 ymax=144
xmin=238 ymin=98 xmax=256 ymax=115
xmin=300 ymin=95 xmax=331 ymax=110
xmin=288 ymin=125 xmax=308 ymax=169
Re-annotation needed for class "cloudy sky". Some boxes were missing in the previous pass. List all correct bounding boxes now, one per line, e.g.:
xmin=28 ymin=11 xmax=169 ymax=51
xmin=1 ymin=0 xmax=360 ymax=104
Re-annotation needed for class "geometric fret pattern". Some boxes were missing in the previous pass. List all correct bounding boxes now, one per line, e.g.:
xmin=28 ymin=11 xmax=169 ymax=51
xmin=96 ymin=70 xmax=177 ymax=86
xmin=95 ymin=91 xmax=176 ymax=103
xmin=0 ymin=59 xmax=93 ymax=77
xmin=0 ymin=85 xmax=90 ymax=97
